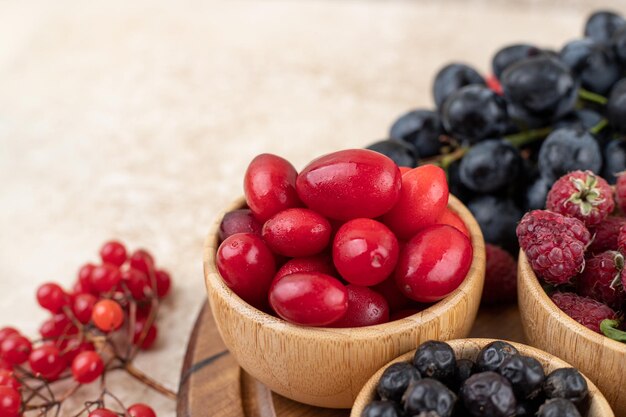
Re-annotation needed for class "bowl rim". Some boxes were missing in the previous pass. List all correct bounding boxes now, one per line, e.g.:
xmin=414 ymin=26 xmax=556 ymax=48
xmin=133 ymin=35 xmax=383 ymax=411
xmin=350 ymin=337 xmax=614 ymax=417
xmin=203 ymin=193 xmax=485 ymax=339
xmin=518 ymin=250 xmax=626 ymax=354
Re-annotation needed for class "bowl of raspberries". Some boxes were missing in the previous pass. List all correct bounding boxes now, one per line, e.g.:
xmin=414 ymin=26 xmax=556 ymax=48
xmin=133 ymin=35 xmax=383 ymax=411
xmin=517 ymin=169 xmax=626 ymax=415
xmin=352 ymin=339 xmax=613 ymax=417
xmin=204 ymin=149 xmax=486 ymax=408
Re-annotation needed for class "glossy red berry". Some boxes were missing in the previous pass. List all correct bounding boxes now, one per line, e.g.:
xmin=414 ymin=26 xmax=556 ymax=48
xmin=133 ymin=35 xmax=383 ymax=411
xmin=0 ymin=386 xmax=21 ymax=417
xmin=390 ymin=308 xmax=423 ymax=321
xmin=99 ymin=240 xmax=127 ymax=267
xmin=269 ymin=272 xmax=348 ymax=326
xmin=435 ymin=207 xmax=469 ymax=237
xmin=91 ymin=264 xmax=122 ymax=293
xmin=155 ymin=269 xmax=171 ymax=298
xmin=296 ymin=149 xmax=402 ymax=221
xmin=219 ymin=209 xmax=262 ymax=242
xmin=372 ymin=276 xmax=413 ymax=313
xmin=395 ymin=225 xmax=472 ymax=302
xmin=0 ymin=360 xmax=12 ymax=372
xmin=0 ymin=335 xmax=32 ymax=365
xmin=382 ymin=164 xmax=449 ymax=240
xmin=62 ymin=339 xmax=95 ymax=363
xmin=262 ymin=208 xmax=332 ymax=257
xmin=133 ymin=320 xmax=158 ymax=350
xmin=128 ymin=404 xmax=156 ymax=417
xmin=0 ymin=370 xmax=20 ymax=391
xmin=332 ymin=218 xmax=399 ymax=286
xmin=216 ymin=233 xmax=276 ymax=309
xmin=71 ymin=351 xmax=104 ymax=383
xmin=244 ymin=153 xmax=302 ymax=222
xmin=77 ymin=263 xmax=97 ymax=295
xmin=72 ymin=293 xmax=97 ymax=324
xmin=130 ymin=249 xmax=155 ymax=275
xmin=0 ymin=330 xmax=18 ymax=347
xmin=36 ymin=283 xmax=68 ymax=313
xmin=122 ymin=269 xmax=150 ymax=300
xmin=92 ymin=300 xmax=124 ymax=332
xmin=29 ymin=345 xmax=67 ymax=380
xmin=39 ymin=314 xmax=76 ymax=340
xmin=274 ymin=254 xmax=336 ymax=281
xmin=88 ymin=408 xmax=118 ymax=417
xmin=330 ymin=285 xmax=389 ymax=327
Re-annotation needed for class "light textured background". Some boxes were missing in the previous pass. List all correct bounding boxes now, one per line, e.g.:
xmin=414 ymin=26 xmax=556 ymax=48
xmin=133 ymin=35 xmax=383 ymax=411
xmin=0 ymin=1 xmax=623 ymax=415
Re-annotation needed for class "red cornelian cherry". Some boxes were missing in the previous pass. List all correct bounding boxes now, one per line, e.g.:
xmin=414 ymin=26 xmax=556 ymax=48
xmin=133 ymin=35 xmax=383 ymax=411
xmin=132 ymin=319 xmax=158 ymax=350
xmin=332 ymin=218 xmax=399 ymax=286
xmin=36 ymin=282 xmax=68 ymax=313
xmin=219 ymin=209 xmax=262 ymax=242
xmin=1 ymin=335 xmax=32 ymax=365
xmin=99 ymin=240 xmax=127 ymax=267
xmin=0 ymin=370 xmax=20 ymax=391
xmin=88 ymin=408 xmax=118 ymax=417
xmin=92 ymin=300 xmax=124 ymax=332
xmin=71 ymin=351 xmax=104 ymax=383
xmin=330 ymin=285 xmax=389 ymax=327
xmin=123 ymin=268 xmax=150 ymax=300
xmin=244 ymin=153 xmax=302 ymax=222
xmin=216 ymin=233 xmax=276 ymax=309
xmin=39 ymin=314 xmax=76 ymax=339
xmin=372 ymin=276 xmax=413 ymax=312
xmin=274 ymin=254 xmax=336 ymax=281
xmin=130 ymin=249 xmax=155 ymax=275
xmin=128 ymin=403 xmax=156 ymax=417
xmin=72 ymin=293 xmax=98 ymax=324
xmin=435 ymin=207 xmax=469 ymax=237
xmin=91 ymin=264 xmax=122 ymax=293
xmin=0 ymin=386 xmax=21 ymax=417
xmin=382 ymin=164 xmax=449 ymax=240
xmin=155 ymin=269 xmax=171 ymax=298
xmin=296 ymin=149 xmax=402 ymax=221
xmin=268 ymin=272 xmax=348 ymax=326
xmin=0 ymin=330 xmax=18 ymax=347
xmin=29 ymin=345 xmax=67 ymax=380
xmin=390 ymin=308 xmax=422 ymax=321
xmin=395 ymin=225 xmax=472 ymax=302
xmin=262 ymin=208 xmax=332 ymax=257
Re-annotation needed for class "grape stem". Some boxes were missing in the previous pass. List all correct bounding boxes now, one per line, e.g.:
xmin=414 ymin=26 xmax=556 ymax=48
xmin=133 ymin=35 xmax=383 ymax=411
xmin=504 ymin=127 xmax=552 ymax=148
xmin=579 ymin=88 xmax=608 ymax=105
xmin=590 ymin=118 xmax=609 ymax=135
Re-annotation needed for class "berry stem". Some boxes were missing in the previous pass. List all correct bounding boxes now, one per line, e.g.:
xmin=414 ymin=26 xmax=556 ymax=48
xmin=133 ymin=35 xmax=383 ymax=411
xmin=579 ymin=88 xmax=608 ymax=105
xmin=504 ymin=127 xmax=553 ymax=148
xmin=123 ymin=363 xmax=177 ymax=400
xmin=590 ymin=118 xmax=609 ymax=135
xmin=438 ymin=147 xmax=468 ymax=169
xmin=600 ymin=319 xmax=626 ymax=342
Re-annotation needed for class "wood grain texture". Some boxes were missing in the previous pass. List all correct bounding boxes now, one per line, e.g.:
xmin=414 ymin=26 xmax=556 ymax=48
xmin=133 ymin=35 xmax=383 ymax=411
xmin=203 ymin=194 xmax=486 ymax=408
xmin=351 ymin=338 xmax=614 ymax=417
xmin=177 ymin=300 xmax=525 ymax=417
xmin=518 ymin=251 xmax=626 ymax=417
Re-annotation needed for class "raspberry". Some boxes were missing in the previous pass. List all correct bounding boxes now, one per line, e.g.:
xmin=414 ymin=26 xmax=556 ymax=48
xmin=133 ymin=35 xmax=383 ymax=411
xmin=589 ymin=216 xmax=626 ymax=254
xmin=618 ymin=224 xmax=626 ymax=255
xmin=482 ymin=244 xmax=517 ymax=305
xmin=517 ymin=210 xmax=590 ymax=285
xmin=546 ymin=170 xmax=614 ymax=227
xmin=616 ymin=172 xmax=626 ymax=213
xmin=550 ymin=292 xmax=617 ymax=333
xmin=577 ymin=251 xmax=626 ymax=309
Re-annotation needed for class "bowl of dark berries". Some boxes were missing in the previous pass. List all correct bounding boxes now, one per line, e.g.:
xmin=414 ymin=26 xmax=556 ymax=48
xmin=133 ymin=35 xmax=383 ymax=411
xmin=517 ymin=170 xmax=626 ymax=416
xmin=352 ymin=339 xmax=613 ymax=417
xmin=204 ymin=149 xmax=486 ymax=408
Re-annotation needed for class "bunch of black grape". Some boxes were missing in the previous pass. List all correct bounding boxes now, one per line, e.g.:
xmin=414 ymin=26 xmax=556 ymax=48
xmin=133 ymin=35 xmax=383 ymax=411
xmin=368 ymin=10 xmax=626 ymax=256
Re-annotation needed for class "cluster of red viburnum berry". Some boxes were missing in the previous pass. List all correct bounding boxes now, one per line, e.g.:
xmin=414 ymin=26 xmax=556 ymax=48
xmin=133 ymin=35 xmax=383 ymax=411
xmin=0 ymin=241 xmax=174 ymax=417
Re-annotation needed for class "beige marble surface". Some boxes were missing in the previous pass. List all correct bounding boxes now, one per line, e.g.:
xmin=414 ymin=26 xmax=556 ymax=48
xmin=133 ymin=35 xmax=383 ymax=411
xmin=0 ymin=1 xmax=622 ymax=415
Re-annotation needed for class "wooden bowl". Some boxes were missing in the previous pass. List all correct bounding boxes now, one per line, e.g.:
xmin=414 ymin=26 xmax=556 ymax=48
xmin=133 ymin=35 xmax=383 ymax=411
xmin=351 ymin=338 xmax=614 ymax=417
xmin=203 ymin=194 xmax=485 ymax=409
xmin=518 ymin=251 xmax=626 ymax=416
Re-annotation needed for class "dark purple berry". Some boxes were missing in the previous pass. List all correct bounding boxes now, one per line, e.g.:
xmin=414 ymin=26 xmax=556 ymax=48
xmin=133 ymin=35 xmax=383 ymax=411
xmin=498 ymin=355 xmax=545 ymax=399
xmin=403 ymin=379 xmax=457 ymax=417
xmin=543 ymin=368 xmax=588 ymax=406
xmin=461 ymin=372 xmax=517 ymax=417
xmin=475 ymin=341 xmax=519 ymax=373
xmin=412 ymin=341 xmax=457 ymax=382
xmin=376 ymin=362 xmax=421 ymax=402
xmin=538 ymin=398 xmax=582 ymax=417
xmin=433 ymin=63 xmax=485 ymax=109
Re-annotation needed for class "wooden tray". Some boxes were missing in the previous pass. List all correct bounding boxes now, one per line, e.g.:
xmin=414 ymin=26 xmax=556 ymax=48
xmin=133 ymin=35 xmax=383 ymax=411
xmin=177 ymin=301 xmax=523 ymax=417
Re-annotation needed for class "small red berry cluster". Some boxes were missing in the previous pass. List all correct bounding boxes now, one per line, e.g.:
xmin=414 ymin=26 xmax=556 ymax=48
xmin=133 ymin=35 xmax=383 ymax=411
xmin=217 ymin=150 xmax=474 ymax=327
xmin=517 ymin=170 xmax=626 ymax=339
xmin=0 ymin=241 xmax=174 ymax=417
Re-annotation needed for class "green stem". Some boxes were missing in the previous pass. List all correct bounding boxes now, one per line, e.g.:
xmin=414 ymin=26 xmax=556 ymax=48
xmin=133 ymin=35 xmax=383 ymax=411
xmin=439 ymin=147 xmax=468 ymax=169
xmin=504 ymin=127 xmax=553 ymax=148
xmin=579 ymin=88 xmax=608 ymax=105
xmin=590 ymin=118 xmax=609 ymax=135
xmin=601 ymin=319 xmax=626 ymax=342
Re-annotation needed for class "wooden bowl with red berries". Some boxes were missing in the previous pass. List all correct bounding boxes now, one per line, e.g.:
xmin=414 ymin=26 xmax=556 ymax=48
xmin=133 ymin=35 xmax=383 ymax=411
xmin=203 ymin=150 xmax=486 ymax=408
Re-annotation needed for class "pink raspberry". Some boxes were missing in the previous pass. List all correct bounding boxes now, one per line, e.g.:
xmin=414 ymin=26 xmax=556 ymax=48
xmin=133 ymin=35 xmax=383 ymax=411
xmin=550 ymin=292 xmax=617 ymax=334
xmin=589 ymin=216 xmax=626 ymax=254
xmin=616 ymin=172 xmax=626 ymax=214
xmin=517 ymin=210 xmax=590 ymax=285
xmin=577 ymin=251 xmax=626 ymax=309
xmin=618 ymin=224 xmax=626 ymax=256
xmin=546 ymin=170 xmax=614 ymax=227
xmin=482 ymin=244 xmax=517 ymax=305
